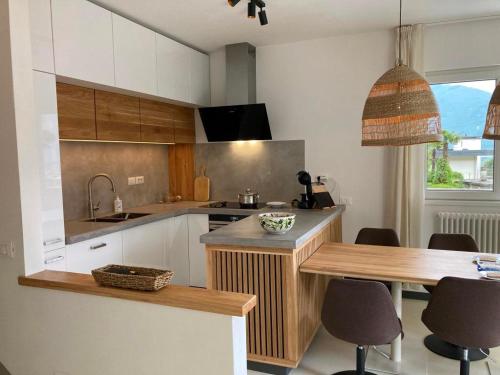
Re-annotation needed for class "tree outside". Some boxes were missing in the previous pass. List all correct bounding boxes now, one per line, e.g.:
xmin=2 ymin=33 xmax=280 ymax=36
xmin=427 ymin=130 xmax=464 ymax=189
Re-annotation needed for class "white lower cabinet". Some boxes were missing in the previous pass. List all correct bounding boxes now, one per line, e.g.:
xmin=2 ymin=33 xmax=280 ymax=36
xmin=65 ymin=215 xmax=208 ymax=282
xmin=66 ymin=233 xmax=122 ymax=274
xmin=123 ymin=220 xmax=165 ymax=268
xmin=165 ymin=216 xmax=190 ymax=286
xmin=44 ymin=247 xmax=66 ymax=271
xmin=187 ymin=214 xmax=209 ymax=288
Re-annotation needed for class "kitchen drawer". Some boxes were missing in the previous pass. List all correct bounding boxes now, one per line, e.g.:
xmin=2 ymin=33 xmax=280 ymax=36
xmin=44 ymin=248 xmax=66 ymax=271
xmin=66 ymin=233 xmax=123 ymax=274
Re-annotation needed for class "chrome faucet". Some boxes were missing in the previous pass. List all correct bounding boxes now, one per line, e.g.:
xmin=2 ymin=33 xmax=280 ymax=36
xmin=88 ymin=173 xmax=117 ymax=220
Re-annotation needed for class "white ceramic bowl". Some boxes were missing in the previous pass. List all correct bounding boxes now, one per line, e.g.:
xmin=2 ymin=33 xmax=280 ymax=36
xmin=258 ymin=212 xmax=296 ymax=235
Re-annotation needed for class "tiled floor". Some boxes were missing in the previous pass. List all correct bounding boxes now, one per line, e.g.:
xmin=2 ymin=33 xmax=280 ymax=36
xmin=249 ymin=299 xmax=500 ymax=375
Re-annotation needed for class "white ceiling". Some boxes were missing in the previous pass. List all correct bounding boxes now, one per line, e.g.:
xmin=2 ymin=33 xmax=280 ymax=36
xmin=92 ymin=0 xmax=500 ymax=52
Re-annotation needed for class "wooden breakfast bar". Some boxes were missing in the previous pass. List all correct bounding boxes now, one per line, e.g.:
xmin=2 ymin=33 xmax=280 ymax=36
xmin=201 ymin=207 xmax=344 ymax=372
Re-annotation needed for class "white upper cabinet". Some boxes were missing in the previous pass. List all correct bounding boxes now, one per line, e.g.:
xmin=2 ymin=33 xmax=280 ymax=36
xmin=51 ymin=0 xmax=115 ymax=86
xmin=156 ymin=34 xmax=191 ymax=103
xmin=112 ymin=14 xmax=157 ymax=95
xmin=29 ymin=0 xmax=55 ymax=73
xmin=189 ymin=50 xmax=210 ymax=106
xmin=32 ymin=71 xmax=66 ymax=252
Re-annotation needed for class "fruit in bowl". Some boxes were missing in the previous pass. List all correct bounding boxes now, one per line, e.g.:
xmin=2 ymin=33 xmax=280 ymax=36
xmin=258 ymin=212 xmax=296 ymax=235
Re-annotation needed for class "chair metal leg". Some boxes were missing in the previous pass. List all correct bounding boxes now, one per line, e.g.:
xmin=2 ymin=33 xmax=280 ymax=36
xmin=424 ymin=334 xmax=488 ymax=361
xmin=356 ymin=346 xmax=365 ymax=375
xmin=332 ymin=346 xmax=377 ymax=375
xmin=460 ymin=348 xmax=470 ymax=375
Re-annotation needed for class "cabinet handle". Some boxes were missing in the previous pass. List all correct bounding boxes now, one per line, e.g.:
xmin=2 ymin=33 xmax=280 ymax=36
xmin=43 ymin=238 xmax=63 ymax=246
xmin=90 ymin=243 xmax=107 ymax=250
xmin=44 ymin=255 xmax=64 ymax=264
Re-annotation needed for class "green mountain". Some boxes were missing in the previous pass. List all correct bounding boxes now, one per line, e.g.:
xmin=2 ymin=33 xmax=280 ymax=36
xmin=431 ymin=83 xmax=494 ymax=150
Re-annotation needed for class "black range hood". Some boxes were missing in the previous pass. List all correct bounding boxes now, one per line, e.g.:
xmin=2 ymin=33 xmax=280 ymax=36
xmin=199 ymin=104 xmax=272 ymax=142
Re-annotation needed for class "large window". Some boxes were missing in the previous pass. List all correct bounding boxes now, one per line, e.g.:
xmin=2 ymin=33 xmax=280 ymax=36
xmin=426 ymin=68 xmax=500 ymax=201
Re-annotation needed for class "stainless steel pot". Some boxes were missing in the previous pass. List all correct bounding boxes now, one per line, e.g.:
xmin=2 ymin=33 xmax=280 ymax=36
xmin=238 ymin=188 xmax=260 ymax=206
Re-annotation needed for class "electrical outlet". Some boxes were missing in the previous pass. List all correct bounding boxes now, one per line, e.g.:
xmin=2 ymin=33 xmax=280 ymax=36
xmin=136 ymin=176 xmax=144 ymax=184
xmin=128 ymin=177 xmax=136 ymax=186
xmin=0 ymin=241 xmax=15 ymax=258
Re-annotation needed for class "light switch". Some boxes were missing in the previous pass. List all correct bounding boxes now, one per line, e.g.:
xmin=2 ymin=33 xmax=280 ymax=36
xmin=136 ymin=176 xmax=144 ymax=184
xmin=128 ymin=177 xmax=136 ymax=186
xmin=339 ymin=196 xmax=353 ymax=206
xmin=0 ymin=241 xmax=15 ymax=258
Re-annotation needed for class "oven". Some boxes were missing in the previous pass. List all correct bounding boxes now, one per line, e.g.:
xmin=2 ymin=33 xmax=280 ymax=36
xmin=208 ymin=214 xmax=249 ymax=232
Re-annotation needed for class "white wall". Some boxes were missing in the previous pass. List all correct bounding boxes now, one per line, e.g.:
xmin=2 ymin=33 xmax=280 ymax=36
xmin=256 ymin=31 xmax=394 ymax=242
xmin=208 ymin=31 xmax=395 ymax=242
xmin=0 ymin=2 xmax=247 ymax=374
xmin=424 ymin=17 xmax=500 ymax=72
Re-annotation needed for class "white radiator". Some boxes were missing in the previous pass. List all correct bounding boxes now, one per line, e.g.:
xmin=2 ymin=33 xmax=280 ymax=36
xmin=438 ymin=212 xmax=500 ymax=254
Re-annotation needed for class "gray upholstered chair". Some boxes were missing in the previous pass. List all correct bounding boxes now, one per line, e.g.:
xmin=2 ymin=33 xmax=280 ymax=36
xmin=322 ymin=278 xmax=403 ymax=375
xmin=354 ymin=228 xmax=400 ymax=291
xmin=355 ymin=228 xmax=400 ymax=248
xmin=422 ymin=277 xmax=500 ymax=375
xmin=424 ymin=233 xmax=486 ymax=360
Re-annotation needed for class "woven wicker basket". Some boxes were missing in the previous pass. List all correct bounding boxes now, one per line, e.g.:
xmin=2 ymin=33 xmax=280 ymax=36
xmin=92 ymin=264 xmax=174 ymax=291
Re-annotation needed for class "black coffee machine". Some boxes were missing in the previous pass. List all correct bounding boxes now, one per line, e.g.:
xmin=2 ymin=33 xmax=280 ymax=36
xmin=296 ymin=170 xmax=315 ymax=209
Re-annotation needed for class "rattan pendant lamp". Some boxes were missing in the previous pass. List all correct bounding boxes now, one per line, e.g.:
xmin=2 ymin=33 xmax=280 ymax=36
xmin=483 ymin=84 xmax=500 ymax=140
xmin=361 ymin=0 xmax=442 ymax=146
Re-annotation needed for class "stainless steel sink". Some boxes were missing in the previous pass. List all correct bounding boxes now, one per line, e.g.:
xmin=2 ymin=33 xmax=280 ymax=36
xmin=84 ymin=212 xmax=151 ymax=223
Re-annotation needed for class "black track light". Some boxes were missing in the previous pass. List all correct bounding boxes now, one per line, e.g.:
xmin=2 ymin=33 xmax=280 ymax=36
xmin=228 ymin=0 xmax=240 ymax=7
xmin=247 ymin=1 xmax=256 ymax=18
xmin=258 ymin=9 xmax=268 ymax=25
xmin=255 ymin=0 xmax=265 ymax=8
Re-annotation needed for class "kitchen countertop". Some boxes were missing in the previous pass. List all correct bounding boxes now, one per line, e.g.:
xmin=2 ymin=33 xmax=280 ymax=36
xmin=65 ymin=201 xmax=305 ymax=245
xmin=200 ymin=206 xmax=345 ymax=249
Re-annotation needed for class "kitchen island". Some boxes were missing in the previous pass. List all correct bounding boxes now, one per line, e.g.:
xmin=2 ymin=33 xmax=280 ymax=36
xmin=200 ymin=206 xmax=344 ymax=373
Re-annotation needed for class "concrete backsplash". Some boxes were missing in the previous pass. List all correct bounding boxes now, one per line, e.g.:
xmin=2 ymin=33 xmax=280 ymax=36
xmin=60 ymin=142 xmax=169 ymax=220
xmin=195 ymin=140 xmax=305 ymax=203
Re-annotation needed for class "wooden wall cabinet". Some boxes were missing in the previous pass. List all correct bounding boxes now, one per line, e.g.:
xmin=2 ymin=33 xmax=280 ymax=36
xmin=139 ymin=99 xmax=175 ymax=143
xmin=173 ymin=106 xmax=196 ymax=144
xmin=95 ymin=90 xmax=141 ymax=142
xmin=57 ymin=83 xmax=195 ymax=144
xmin=56 ymin=83 xmax=96 ymax=140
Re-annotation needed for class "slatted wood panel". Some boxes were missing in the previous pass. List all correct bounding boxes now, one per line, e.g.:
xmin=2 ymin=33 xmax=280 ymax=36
xmin=56 ymin=82 xmax=96 ymax=140
xmin=210 ymin=250 xmax=286 ymax=359
xmin=205 ymin=215 xmax=343 ymax=368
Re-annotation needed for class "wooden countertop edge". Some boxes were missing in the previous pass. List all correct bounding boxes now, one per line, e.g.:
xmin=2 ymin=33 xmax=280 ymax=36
xmin=18 ymin=271 xmax=257 ymax=317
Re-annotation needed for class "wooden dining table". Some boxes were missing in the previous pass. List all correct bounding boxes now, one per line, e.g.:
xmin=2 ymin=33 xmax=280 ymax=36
xmin=299 ymin=242 xmax=483 ymax=366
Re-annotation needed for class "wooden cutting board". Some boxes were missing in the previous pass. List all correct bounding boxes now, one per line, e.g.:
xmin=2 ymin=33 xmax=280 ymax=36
xmin=194 ymin=166 xmax=210 ymax=202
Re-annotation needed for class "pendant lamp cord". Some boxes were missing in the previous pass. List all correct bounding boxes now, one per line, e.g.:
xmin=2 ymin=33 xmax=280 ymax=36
xmin=398 ymin=0 xmax=402 ymax=66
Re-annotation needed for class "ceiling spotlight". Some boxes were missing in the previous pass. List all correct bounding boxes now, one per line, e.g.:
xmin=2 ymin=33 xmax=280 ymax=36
xmin=228 ymin=0 xmax=240 ymax=7
xmin=258 ymin=9 xmax=268 ymax=25
xmin=255 ymin=0 xmax=265 ymax=7
xmin=247 ymin=1 xmax=256 ymax=19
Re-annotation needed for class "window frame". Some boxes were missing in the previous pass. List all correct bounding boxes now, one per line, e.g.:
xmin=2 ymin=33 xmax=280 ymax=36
xmin=425 ymin=66 xmax=500 ymax=202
